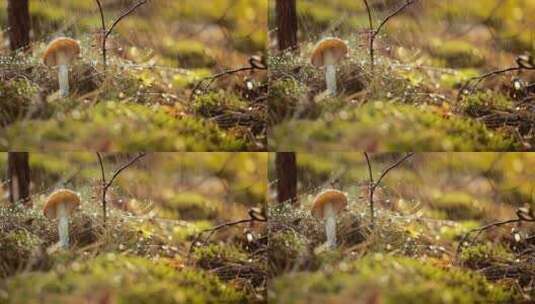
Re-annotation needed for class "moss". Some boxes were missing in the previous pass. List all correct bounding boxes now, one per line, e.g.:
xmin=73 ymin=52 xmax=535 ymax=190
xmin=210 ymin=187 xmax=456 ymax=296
xmin=460 ymin=243 xmax=514 ymax=269
xmin=439 ymin=69 xmax=480 ymax=89
xmin=165 ymin=192 xmax=218 ymax=220
xmin=268 ymin=78 xmax=307 ymax=124
xmin=162 ymin=39 xmax=216 ymax=68
xmin=463 ymin=92 xmax=514 ymax=117
xmin=193 ymin=244 xmax=266 ymax=289
xmin=0 ymin=78 xmax=39 ymax=127
xmin=193 ymin=92 xmax=249 ymax=117
xmin=3 ymin=255 xmax=246 ymax=304
xmin=269 ymin=254 xmax=514 ymax=304
xmin=194 ymin=244 xmax=249 ymax=268
xmin=269 ymin=230 xmax=310 ymax=276
xmin=271 ymin=101 xmax=516 ymax=151
xmin=430 ymin=39 xmax=486 ymax=68
xmin=0 ymin=230 xmax=43 ymax=277
xmin=172 ymin=69 xmax=212 ymax=89
xmin=431 ymin=191 xmax=487 ymax=220
xmin=0 ymin=102 xmax=245 ymax=151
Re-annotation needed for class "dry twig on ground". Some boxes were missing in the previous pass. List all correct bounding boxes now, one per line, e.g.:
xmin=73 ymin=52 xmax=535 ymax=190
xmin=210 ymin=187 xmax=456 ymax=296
xmin=94 ymin=0 xmax=148 ymax=69
xmin=96 ymin=152 xmax=146 ymax=224
xmin=362 ymin=0 xmax=415 ymax=73
xmin=363 ymin=152 xmax=414 ymax=228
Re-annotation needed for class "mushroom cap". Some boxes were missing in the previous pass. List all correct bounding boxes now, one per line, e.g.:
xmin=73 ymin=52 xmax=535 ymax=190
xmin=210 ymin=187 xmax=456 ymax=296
xmin=42 ymin=37 xmax=81 ymax=67
xmin=310 ymin=37 xmax=348 ymax=67
xmin=311 ymin=189 xmax=348 ymax=219
xmin=43 ymin=189 xmax=81 ymax=219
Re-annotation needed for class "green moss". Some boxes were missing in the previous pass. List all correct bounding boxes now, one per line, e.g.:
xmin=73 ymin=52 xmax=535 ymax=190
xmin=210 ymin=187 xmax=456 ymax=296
xmin=0 ymin=78 xmax=39 ymax=126
xmin=0 ymin=230 xmax=43 ymax=277
xmin=460 ymin=243 xmax=514 ymax=269
xmin=172 ymin=69 xmax=212 ymax=89
xmin=3 ymin=255 xmax=246 ymax=304
xmin=431 ymin=191 xmax=487 ymax=220
xmin=193 ymin=92 xmax=249 ymax=117
xmin=165 ymin=192 xmax=218 ymax=220
xmin=439 ymin=69 xmax=480 ymax=89
xmin=271 ymin=102 xmax=516 ymax=151
xmin=194 ymin=244 xmax=249 ymax=268
xmin=430 ymin=39 xmax=486 ymax=68
xmin=269 ymin=254 xmax=514 ymax=304
xmin=269 ymin=230 xmax=309 ymax=276
xmin=463 ymin=92 xmax=514 ymax=117
xmin=268 ymin=78 xmax=306 ymax=123
xmin=162 ymin=39 xmax=216 ymax=68
xmin=0 ymin=102 xmax=245 ymax=151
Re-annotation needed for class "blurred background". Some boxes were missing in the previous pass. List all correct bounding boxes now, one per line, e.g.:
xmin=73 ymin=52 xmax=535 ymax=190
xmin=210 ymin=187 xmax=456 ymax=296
xmin=267 ymin=152 xmax=535 ymax=303
xmin=269 ymin=0 xmax=535 ymax=67
xmin=0 ymin=152 xmax=268 ymax=303
xmin=0 ymin=0 xmax=267 ymax=150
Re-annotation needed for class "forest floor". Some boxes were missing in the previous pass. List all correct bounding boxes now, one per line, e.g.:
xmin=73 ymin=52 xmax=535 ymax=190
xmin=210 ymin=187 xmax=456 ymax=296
xmin=0 ymin=153 xmax=267 ymax=303
xmin=269 ymin=0 xmax=535 ymax=151
xmin=0 ymin=0 xmax=267 ymax=151
xmin=268 ymin=153 xmax=535 ymax=303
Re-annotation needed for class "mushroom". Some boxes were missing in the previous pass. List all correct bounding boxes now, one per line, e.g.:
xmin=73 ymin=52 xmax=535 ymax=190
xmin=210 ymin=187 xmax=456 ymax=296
xmin=42 ymin=37 xmax=81 ymax=97
xmin=311 ymin=189 xmax=348 ymax=248
xmin=310 ymin=37 xmax=348 ymax=95
xmin=43 ymin=189 xmax=80 ymax=248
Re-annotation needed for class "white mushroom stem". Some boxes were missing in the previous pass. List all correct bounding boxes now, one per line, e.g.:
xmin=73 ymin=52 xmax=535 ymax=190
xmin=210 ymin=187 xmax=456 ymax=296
xmin=57 ymin=52 xmax=70 ymax=97
xmin=324 ymin=203 xmax=337 ymax=248
xmin=324 ymin=51 xmax=337 ymax=95
xmin=57 ymin=203 xmax=70 ymax=247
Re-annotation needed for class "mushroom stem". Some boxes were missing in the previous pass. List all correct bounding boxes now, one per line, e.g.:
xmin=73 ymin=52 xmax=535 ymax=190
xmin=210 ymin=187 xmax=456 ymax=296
xmin=57 ymin=203 xmax=70 ymax=247
xmin=58 ymin=64 xmax=69 ymax=97
xmin=324 ymin=203 xmax=337 ymax=248
xmin=324 ymin=52 xmax=337 ymax=94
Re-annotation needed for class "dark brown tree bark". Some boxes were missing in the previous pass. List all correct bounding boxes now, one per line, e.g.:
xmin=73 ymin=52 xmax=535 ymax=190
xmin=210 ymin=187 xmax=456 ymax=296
xmin=275 ymin=152 xmax=297 ymax=204
xmin=7 ymin=0 xmax=31 ymax=51
xmin=7 ymin=152 xmax=31 ymax=206
xmin=276 ymin=0 xmax=298 ymax=51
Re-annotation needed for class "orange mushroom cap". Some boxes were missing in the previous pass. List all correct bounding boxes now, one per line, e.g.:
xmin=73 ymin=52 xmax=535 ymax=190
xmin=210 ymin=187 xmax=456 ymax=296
xmin=43 ymin=189 xmax=80 ymax=219
xmin=42 ymin=37 xmax=81 ymax=67
xmin=311 ymin=189 xmax=348 ymax=219
xmin=310 ymin=37 xmax=348 ymax=67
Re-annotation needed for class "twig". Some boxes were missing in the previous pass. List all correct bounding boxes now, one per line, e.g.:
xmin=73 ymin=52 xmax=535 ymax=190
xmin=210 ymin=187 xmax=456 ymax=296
xmin=96 ymin=153 xmax=146 ymax=224
xmin=362 ymin=0 xmax=374 ymax=70
xmin=189 ymin=56 xmax=267 ymax=100
xmin=457 ymin=66 xmax=534 ymax=101
xmin=188 ymin=208 xmax=266 ymax=258
xmin=362 ymin=0 xmax=415 ymax=73
xmin=94 ymin=0 xmax=148 ymax=69
xmin=363 ymin=152 xmax=414 ymax=228
xmin=455 ymin=213 xmax=534 ymax=263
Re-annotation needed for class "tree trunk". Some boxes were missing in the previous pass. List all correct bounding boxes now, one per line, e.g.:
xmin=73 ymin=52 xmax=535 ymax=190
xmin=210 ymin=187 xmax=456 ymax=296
xmin=276 ymin=0 xmax=298 ymax=51
xmin=7 ymin=152 xmax=31 ymax=206
xmin=7 ymin=0 xmax=31 ymax=51
xmin=275 ymin=152 xmax=297 ymax=204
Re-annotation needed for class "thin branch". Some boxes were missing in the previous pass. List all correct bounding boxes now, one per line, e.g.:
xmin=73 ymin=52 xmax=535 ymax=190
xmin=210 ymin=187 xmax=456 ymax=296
xmin=105 ymin=153 xmax=146 ymax=189
xmin=363 ymin=152 xmax=414 ymax=228
xmin=362 ymin=0 xmax=374 ymax=71
xmin=375 ymin=153 xmax=415 ymax=187
xmin=190 ymin=56 xmax=267 ymax=100
xmin=94 ymin=0 xmax=148 ymax=69
xmin=362 ymin=0 xmax=415 ymax=73
xmin=188 ymin=208 xmax=266 ymax=258
xmin=455 ymin=213 xmax=534 ymax=263
xmin=94 ymin=0 xmax=107 ymax=68
xmin=457 ymin=66 xmax=533 ymax=100
xmin=363 ymin=152 xmax=375 ymax=227
xmin=96 ymin=152 xmax=107 ymax=224
xmin=96 ymin=153 xmax=146 ymax=224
